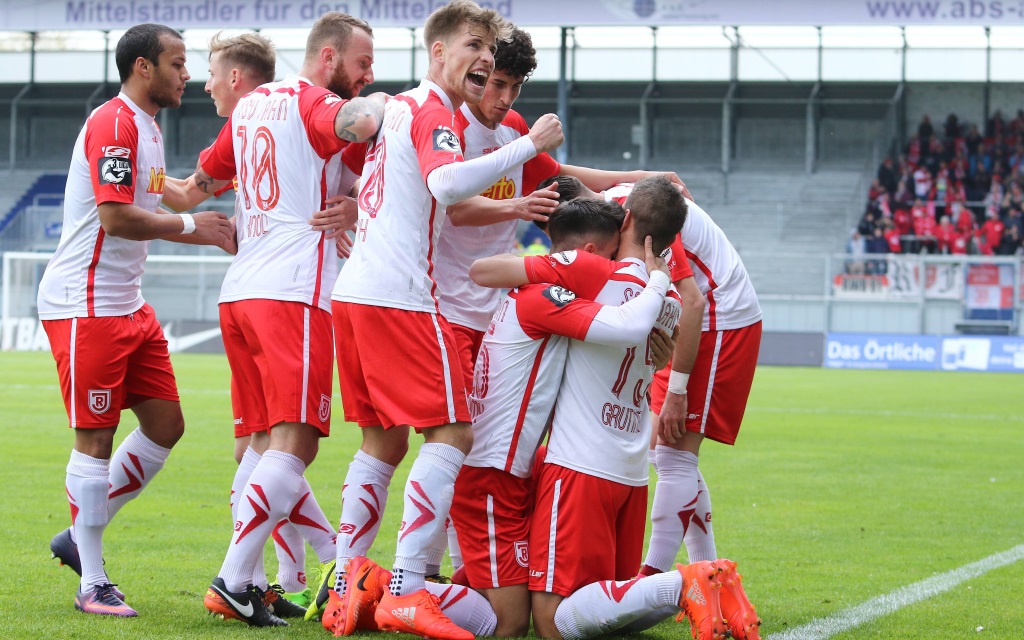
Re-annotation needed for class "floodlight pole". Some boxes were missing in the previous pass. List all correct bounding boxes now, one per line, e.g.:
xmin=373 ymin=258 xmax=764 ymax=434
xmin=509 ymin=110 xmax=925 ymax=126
xmin=556 ymin=27 xmax=570 ymax=165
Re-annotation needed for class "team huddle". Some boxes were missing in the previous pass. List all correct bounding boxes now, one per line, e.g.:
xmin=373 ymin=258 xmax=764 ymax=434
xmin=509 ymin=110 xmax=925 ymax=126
xmin=38 ymin=2 xmax=763 ymax=640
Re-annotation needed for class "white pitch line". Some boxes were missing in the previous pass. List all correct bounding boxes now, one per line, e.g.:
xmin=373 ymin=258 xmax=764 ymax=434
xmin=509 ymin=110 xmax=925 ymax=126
xmin=769 ymin=543 xmax=1024 ymax=640
xmin=751 ymin=405 xmax=1024 ymax=423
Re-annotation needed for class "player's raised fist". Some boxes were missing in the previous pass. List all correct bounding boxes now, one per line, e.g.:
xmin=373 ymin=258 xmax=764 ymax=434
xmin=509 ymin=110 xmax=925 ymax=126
xmin=528 ymin=114 xmax=564 ymax=154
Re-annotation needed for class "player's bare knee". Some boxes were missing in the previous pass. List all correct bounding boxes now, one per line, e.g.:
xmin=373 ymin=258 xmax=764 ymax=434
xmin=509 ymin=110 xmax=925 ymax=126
xmin=424 ymin=421 xmax=473 ymax=453
xmin=73 ymin=426 xmax=117 ymax=459
xmin=360 ymin=425 xmax=409 ymax=465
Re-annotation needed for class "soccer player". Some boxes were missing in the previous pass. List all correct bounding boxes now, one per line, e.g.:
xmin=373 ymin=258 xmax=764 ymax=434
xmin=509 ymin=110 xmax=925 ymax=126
xmin=190 ymin=13 xmax=387 ymax=628
xmin=163 ymin=30 xmax=337 ymax=615
xmin=640 ymin=194 xmax=764 ymax=640
xmin=39 ymin=23 xmax=233 ymax=617
xmin=451 ymin=197 xmax=679 ymax=637
xmin=324 ymin=1 xmax=563 ymax=637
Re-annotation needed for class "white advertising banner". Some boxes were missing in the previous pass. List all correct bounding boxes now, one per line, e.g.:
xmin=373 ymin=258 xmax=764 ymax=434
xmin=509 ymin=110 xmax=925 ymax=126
xmin=3 ymin=0 xmax=1022 ymax=30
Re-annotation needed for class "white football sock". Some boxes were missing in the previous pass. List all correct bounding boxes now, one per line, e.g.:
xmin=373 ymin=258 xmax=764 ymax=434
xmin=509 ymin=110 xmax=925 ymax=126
xmin=554 ymin=572 xmax=681 ymax=640
xmin=447 ymin=517 xmax=464 ymax=569
xmin=66 ymin=450 xmax=110 ymax=591
xmin=272 ymin=520 xmax=307 ymax=592
xmin=426 ymin=581 xmax=497 ymax=635
xmin=335 ymin=450 xmax=395 ymax=594
xmin=219 ymin=450 xmax=305 ymax=592
xmin=392 ymin=443 xmax=464 ymax=596
xmin=231 ymin=446 xmax=261 ymax=524
xmin=252 ymin=547 xmax=269 ymax=591
xmin=289 ymin=476 xmax=336 ymax=564
xmin=684 ymin=469 xmax=717 ymax=563
xmin=107 ymin=427 xmax=170 ymax=519
xmin=645 ymin=447 xmax=716 ymax=571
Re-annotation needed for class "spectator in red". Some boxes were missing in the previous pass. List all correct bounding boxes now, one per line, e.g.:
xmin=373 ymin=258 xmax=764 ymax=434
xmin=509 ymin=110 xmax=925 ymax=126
xmin=893 ymin=206 xmax=913 ymax=236
xmin=935 ymin=215 xmax=956 ymax=253
xmin=945 ymin=180 xmax=967 ymax=217
xmin=955 ymin=202 xmax=976 ymax=234
xmin=914 ymin=204 xmax=938 ymax=253
xmin=950 ymin=229 xmax=970 ymax=254
xmin=979 ymin=211 xmax=1005 ymax=255
xmin=883 ymin=219 xmax=903 ymax=253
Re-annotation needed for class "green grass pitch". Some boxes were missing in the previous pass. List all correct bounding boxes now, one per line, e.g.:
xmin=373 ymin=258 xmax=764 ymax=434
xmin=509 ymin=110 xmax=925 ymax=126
xmin=0 ymin=351 xmax=1021 ymax=639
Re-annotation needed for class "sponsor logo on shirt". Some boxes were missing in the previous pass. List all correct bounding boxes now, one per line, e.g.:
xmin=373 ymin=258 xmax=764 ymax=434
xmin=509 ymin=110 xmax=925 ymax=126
xmin=432 ymin=126 xmax=461 ymax=153
xmin=101 ymin=145 xmax=131 ymax=158
xmin=542 ymin=285 xmax=576 ymax=308
xmin=147 ymin=167 xmax=165 ymax=194
xmin=482 ymin=176 xmax=516 ymax=200
xmin=324 ymin=94 xmax=342 ymax=105
xmin=98 ymin=157 xmax=133 ymax=186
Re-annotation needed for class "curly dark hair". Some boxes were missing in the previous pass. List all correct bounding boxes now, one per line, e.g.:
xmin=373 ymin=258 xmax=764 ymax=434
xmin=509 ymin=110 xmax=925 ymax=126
xmin=494 ymin=27 xmax=537 ymax=80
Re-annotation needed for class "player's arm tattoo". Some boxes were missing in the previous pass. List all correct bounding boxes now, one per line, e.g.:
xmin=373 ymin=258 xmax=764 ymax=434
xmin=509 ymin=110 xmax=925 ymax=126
xmin=194 ymin=167 xmax=217 ymax=194
xmin=335 ymin=93 xmax=386 ymax=143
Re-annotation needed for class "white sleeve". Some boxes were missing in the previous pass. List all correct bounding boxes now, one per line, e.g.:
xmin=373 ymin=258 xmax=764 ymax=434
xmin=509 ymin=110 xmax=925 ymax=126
xmin=426 ymin=136 xmax=537 ymax=205
xmin=583 ymin=270 xmax=670 ymax=346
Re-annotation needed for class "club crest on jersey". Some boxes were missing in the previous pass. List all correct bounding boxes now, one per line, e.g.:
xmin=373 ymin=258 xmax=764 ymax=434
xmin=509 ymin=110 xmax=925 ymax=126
xmin=88 ymin=389 xmax=111 ymax=414
xmin=432 ymin=127 xmax=461 ymax=153
xmin=542 ymin=285 xmax=576 ymax=308
xmin=551 ymin=250 xmax=577 ymax=266
xmin=101 ymin=146 xmax=131 ymax=158
xmin=98 ymin=157 xmax=133 ymax=186
xmin=514 ymin=540 xmax=529 ymax=567
xmin=318 ymin=394 xmax=331 ymax=423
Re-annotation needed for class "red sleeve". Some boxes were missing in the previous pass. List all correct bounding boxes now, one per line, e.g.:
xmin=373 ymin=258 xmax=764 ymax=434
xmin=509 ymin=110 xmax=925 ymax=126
xmin=214 ymin=176 xmax=237 ymax=198
xmin=198 ymin=118 xmax=236 ymax=181
xmin=513 ymin=285 xmax=601 ymax=341
xmin=298 ymin=85 xmax=348 ymax=159
xmin=523 ymin=250 xmax=616 ymax=300
xmin=505 ymin=110 xmax=559 ymax=193
xmin=667 ymin=233 xmax=694 ymax=281
xmin=86 ymin=102 xmax=138 ymax=205
xmin=341 ymin=141 xmax=368 ymax=175
xmin=409 ymin=96 xmax=464 ymax=181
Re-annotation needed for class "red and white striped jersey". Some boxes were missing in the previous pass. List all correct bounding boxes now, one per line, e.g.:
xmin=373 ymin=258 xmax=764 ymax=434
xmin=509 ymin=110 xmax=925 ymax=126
xmin=200 ymin=75 xmax=351 ymax=311
xmin=523 ymin=251 xmax=681 ymax=486
xmin=666 ymin=198 xmax=761 ymax=331
xmin=37 ymin=93 xmax=166 ymax=319
xmin=332 ymin=79 xmax=465 ymax=313
xmin=434 ymin=106 xmax=560 ymax=331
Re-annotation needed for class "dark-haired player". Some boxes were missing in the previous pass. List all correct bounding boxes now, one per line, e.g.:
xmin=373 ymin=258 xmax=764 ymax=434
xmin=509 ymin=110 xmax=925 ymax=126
xmin=39 ymin=23 xmax=233 ymax=617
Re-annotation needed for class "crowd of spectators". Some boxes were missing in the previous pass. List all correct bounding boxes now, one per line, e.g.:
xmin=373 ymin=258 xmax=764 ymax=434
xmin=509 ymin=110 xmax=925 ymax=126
xmin=851 ymin=109 xmax=1024 ymax=273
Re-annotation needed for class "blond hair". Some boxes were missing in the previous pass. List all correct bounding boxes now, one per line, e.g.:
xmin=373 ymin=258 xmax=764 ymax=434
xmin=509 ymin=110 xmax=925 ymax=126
xmin=305 ymin=12 xmax=373 ymax=62
xmin=423 ymin=0 xmax=511 ymax=50
xmin=208 ymin=31 xmax=276 ymax=84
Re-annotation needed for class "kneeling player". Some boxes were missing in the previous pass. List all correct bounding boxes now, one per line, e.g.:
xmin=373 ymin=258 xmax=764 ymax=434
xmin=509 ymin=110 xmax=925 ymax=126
xmin=451 ymin=198 xmax=677 ymax=636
